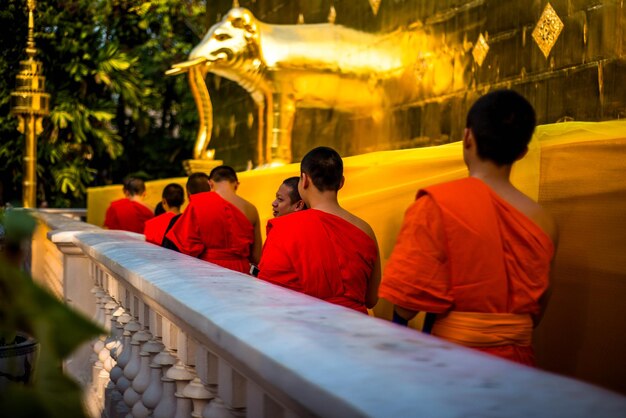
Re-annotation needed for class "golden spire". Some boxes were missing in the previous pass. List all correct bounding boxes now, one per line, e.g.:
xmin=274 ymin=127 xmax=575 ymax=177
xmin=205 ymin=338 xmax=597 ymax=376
xmin=25 ymin=0 xmax=37 ymax=58
xmin=10 ymin=0 xmax=50 ymax=208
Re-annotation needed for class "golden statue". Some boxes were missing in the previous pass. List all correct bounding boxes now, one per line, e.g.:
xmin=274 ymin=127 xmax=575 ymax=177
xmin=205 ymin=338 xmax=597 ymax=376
xmin=168 ymin=7 xmax=438 ymax=166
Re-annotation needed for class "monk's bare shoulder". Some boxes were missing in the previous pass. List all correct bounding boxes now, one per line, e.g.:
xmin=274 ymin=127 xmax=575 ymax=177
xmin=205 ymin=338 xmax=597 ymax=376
xmin=510 ymin=189 xmax=559 ymax=247
xmin=239 ymin=196 xmax=260 ymax=226
xmin=343 ymin=210 xmax=377 ymax=242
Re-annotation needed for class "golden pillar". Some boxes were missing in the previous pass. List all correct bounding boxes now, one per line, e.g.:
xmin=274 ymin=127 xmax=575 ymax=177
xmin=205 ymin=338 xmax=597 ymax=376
xmin=10 ymin=0 xmax=50 ymax=208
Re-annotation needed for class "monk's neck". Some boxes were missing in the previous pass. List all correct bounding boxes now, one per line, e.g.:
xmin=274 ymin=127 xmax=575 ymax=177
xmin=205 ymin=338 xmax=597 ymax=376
xmin=212 ymin=183 xmax=237 ymax=199
xmin=306 ymin=192 xmax=342 ymax=214
xmin=168 ymin=207 xmax=181 ymax=215
xmin=468 ymin=161 xmax=513 ymax=190
xmin=128 ymin=195 xmax=144 ymax=204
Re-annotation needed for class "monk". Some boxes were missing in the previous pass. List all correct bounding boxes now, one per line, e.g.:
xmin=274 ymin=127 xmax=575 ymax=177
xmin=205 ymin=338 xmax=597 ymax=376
xmin=165 ymin=166 xmax=261 ymax=274
xmin=104 ymin=177 xmax=153 ymax=233
xmin=185 ymin=172 xmax=211 ymax=196
xmin=380 ymin=90 xmax=559 ymax=366
xmin=258 ymin=147 xmax=381 ymax=313
xmin=161 ymin=172 xmax=211 ymax=251
xmin=271 ymin=176 xmax=306 ymax=218
xmin=144 ymin=183 xmax=184 ymax=246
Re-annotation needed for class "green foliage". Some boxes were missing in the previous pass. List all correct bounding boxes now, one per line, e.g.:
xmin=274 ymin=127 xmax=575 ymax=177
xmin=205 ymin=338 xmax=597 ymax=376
xmin=0 ymin=210 xmax=37 ymax=247
xmin=0 ymin=210 xmax=104 ymax=417
xmin=0 ymin=0 xmax=205 ymax=207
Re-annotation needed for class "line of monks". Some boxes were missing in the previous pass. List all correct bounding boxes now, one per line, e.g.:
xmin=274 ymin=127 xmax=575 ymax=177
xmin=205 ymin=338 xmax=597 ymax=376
xmin=104 ymin=90 xmax=559 ymax=367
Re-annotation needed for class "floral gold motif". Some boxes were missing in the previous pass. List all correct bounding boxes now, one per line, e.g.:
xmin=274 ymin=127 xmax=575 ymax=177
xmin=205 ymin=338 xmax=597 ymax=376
xmin=472 ymin=33 xmax=489 ymax=67
xmin=532 ymin=3 xmax=564 ymax=58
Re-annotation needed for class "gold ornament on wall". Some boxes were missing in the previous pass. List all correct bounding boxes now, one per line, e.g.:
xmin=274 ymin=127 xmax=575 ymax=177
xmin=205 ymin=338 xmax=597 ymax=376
xmin=472 ymin=33 xmax=489 ymax=67
xmin=532 ymin=3 xmax=564 ymax=58
xmin=328 ymin=4 xmax=337 ymax=24
xmin=369 ymin=0 xmax=381 ymax=16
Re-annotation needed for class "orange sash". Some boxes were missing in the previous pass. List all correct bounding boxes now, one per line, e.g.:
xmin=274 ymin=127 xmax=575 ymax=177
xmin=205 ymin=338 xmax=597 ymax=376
xmin=432 ymin=312 xmax=533 ymax=348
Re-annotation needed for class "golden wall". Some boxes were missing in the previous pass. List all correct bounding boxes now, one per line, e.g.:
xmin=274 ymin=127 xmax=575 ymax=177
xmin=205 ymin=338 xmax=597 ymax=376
xmin=201 ymin=0 xmax=625 ymax=170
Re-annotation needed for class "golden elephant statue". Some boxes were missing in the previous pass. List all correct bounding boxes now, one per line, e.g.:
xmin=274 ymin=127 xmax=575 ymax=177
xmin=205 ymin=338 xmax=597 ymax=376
xmin=168 ymin=7 xmax=440 ymax=166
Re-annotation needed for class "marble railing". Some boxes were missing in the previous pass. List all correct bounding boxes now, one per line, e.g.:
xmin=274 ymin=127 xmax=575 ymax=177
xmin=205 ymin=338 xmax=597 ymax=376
xmin=32 ymin=212 xmax=626 ymax=418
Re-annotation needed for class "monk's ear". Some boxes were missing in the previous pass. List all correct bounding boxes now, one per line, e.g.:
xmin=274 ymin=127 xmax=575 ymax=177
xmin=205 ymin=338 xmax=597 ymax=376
xmin=294 ymin=200 xmax=305 ymax=211
xmin=301 ymin=173 xmax=310 ymax=189
xmin=208 ymin=179 xmax=215 ymax=189
xmin=338 ymin=176 xmax=345 ymax=191
xmin=235 ymin=181 xmax=240 ymax=191
xmin=463 ymin=128 xmax=473 ymax=149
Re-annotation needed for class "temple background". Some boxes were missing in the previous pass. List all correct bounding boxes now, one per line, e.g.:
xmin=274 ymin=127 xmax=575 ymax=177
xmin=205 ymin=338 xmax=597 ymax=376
xmin=203 ymin=0 xmax=625 ymax=170
xmin=88 ymin=0 xmax=626 ymax=396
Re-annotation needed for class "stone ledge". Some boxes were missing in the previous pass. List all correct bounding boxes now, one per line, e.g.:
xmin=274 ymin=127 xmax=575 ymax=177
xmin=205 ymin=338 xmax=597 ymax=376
xmin=69 ymin=230 xmax=626 ymax=418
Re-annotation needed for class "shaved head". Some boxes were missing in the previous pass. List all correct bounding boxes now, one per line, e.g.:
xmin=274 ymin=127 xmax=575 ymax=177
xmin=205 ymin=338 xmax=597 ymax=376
xmin=186 ymin=172 xmax=210 ymax=195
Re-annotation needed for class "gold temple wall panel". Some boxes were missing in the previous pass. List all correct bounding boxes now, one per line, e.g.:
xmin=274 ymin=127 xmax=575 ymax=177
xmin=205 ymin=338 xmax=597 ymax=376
xmin=196 ymin=0 xmax=625 ymax=170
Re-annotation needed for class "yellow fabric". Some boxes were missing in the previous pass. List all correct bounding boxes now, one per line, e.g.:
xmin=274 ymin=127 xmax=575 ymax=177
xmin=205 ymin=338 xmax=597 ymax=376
xmin=86 ymin=120 xmax=624 ymax=277
xmin=432 ymin=312 xmax=533 ymax=348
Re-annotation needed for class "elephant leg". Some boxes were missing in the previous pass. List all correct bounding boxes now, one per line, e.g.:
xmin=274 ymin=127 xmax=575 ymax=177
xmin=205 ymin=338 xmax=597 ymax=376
xmin=268 ymin=93 xmax=295 ymax=165
xmin=255 ymin=100 xmax=265 ymax=166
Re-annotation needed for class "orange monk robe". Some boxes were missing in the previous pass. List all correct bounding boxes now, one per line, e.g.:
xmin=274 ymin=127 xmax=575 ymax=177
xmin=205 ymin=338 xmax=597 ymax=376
xmin=165 ymin=192 xmax=254 ymax=274
xmin=144 ymin=212 xmax=176 ymax=246
xmin=258 ymin=209 xmax=378 ymax=313
xmin=380 ymin=177 xmax=554 ymax=365
xmin=104 ymin=198 xmax=154 ymax=234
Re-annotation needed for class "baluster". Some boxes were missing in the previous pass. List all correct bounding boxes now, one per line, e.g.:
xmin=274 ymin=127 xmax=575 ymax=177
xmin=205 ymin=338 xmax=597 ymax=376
xmin=123 ymin=328 xmax=151 ymax=408
xmin=153 ymin=376 xmax=177 ymax=418
xmin=131 ymin=338 xmax=165 ymax=417
xmin=184 ymin=377 xmax=213 ymax=418
xmin=205 ymin=359 xmax=246 ymax=418
xmin=151 ymin=349 xmax=177 ymax=418
xmin=91 ymin=289 xmax=108 ymax=396
xmin=166 ymin=359 xmax=194 ymax=418
xmin=116 ymin=319 xmax=141 ymax=394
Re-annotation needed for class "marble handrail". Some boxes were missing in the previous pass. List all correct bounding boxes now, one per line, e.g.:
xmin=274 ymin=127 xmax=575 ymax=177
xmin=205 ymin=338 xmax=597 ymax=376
xmin=35 ymin=212 xmax=626 ymax=418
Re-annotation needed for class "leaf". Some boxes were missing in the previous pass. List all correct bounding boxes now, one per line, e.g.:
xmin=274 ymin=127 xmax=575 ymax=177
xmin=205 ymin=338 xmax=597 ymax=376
xmin=1 ymin=210 xmax=37 ymax=244
xmin=0 ymin=255 xmax=103 ymax=418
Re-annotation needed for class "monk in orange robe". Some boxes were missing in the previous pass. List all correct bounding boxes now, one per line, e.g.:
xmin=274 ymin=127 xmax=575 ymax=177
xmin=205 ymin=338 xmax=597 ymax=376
xmin=258 ymin=147 xmax=381 ymax=313
xmin=165 ymin=166 xmax=261 ymax=274
xmin=104 ymin=178 xmax=153 ymax=233
xmin=271 ymin=176 xmax=306 ymax=218
xmin=156 ymin=173 xmax=212 ymax=250
xmin=144 ymin=183 xmax=184 ymax=246
xmin=380 ymin=90 xmax=558 ymax=366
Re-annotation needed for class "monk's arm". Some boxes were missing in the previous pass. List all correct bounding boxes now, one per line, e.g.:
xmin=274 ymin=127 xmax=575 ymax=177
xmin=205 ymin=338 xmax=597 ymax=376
xmin=249 ymin=209 xmax=262 ymax=265
xmin=393 ymin=305 xmax=418 ymax=325
xmin=534 ymin=217 xmax=559 ymax=327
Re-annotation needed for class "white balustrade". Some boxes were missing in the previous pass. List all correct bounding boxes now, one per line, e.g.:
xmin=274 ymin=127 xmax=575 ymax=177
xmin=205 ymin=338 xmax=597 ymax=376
xmin=34 ymin=212 xmax=626 ymax=418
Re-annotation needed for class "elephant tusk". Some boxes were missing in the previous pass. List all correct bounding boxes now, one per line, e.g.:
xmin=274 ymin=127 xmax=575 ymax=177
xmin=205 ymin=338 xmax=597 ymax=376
xmin=165 ymin=57 xmax=209 ymax=76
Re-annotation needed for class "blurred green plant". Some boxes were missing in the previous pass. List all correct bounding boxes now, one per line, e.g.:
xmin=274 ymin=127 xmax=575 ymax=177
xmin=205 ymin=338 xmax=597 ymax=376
xmin=0 ymin=209 xmax=104 ymax=417
xmin=0 ymin=0 xmax=205 ymax=207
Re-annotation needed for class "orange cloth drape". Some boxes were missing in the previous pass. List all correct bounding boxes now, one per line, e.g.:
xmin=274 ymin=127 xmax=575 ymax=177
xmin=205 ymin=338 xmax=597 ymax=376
xmin=379 ymin=178 xmax=554 ymax=365
xmin=104 ymin=198 xmax=154 ymax=233
xmin=258 ymin=209 xmax=377 ymax=313
xmin=165 ymin=192 xmax=253 ymax=274
xmin=144 ymin=212 xmax=176 ymax=246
